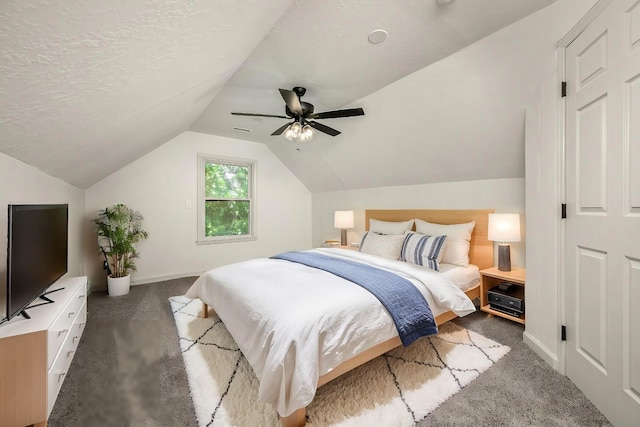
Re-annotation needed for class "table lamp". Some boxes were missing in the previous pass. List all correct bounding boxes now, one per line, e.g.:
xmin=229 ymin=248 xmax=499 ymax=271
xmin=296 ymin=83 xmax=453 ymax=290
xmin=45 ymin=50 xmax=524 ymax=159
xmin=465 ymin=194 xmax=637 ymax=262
xmin=334 ymin=210 xmax=354 ymax=246
xmin=488 ymin=213 xmax=521 ymax=272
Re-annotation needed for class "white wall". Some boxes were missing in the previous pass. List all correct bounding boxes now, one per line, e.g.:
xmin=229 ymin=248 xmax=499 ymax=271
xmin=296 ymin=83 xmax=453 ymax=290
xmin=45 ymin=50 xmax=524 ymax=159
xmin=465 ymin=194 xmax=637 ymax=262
xmin=525 ymin=72 xmax=562 ymax=370
xmin=0 ymin=152 xmax=85 ymax=317
xmin=312 ymin=178 xmax=525 ymax=268
xmin=84 ymin=131 xmax=311 ymax=290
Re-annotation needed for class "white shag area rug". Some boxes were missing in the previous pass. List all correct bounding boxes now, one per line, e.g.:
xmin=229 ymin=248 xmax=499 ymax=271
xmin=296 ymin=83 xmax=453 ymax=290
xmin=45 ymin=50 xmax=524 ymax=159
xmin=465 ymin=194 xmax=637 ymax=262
xmin=169 ymin=295 xmax=510 ymax=427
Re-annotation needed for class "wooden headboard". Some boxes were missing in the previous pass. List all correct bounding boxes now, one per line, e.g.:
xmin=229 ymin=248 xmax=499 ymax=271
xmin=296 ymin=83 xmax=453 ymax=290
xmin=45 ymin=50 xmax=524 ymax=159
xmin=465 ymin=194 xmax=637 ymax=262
xmin=365 ymin=209 xmax=494 ymax=270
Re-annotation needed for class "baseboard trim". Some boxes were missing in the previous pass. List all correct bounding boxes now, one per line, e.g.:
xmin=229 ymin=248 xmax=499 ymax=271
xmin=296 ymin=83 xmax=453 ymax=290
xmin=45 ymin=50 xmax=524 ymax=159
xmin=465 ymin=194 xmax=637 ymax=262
xmin=131 ymin=271 xmax=203 ymax=286
xmin=523 ymin=331 xmax=560 ymax=371
xmin=90 ymin=271 xmax=204 ymax=292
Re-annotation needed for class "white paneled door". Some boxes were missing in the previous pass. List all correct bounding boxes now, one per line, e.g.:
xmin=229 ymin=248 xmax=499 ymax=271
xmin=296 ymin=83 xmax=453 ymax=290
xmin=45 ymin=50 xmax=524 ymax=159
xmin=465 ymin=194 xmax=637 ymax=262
xmin=565 ymin=0 xmax=640 ymax=425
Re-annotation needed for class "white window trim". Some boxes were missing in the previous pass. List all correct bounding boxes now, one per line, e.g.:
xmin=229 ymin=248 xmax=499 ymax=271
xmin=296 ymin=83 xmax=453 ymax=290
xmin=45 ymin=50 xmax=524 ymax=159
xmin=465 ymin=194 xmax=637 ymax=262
xmin=197 ymin=153 xmax=257 ymax=245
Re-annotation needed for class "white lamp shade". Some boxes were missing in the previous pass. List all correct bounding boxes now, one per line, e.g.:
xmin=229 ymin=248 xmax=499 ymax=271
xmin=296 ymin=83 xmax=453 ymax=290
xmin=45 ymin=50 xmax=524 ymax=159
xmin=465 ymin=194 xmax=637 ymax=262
xmin=488 ymin=213 xmax=521 ymax=242
xmin=334 ymin=210 xmax=354 ymax=229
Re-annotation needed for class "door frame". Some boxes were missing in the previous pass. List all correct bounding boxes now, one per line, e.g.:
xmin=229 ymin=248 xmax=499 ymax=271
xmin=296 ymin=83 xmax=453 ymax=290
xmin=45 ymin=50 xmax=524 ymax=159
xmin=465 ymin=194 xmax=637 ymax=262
xmin=555 ymin=0 xmax=615 ymax=376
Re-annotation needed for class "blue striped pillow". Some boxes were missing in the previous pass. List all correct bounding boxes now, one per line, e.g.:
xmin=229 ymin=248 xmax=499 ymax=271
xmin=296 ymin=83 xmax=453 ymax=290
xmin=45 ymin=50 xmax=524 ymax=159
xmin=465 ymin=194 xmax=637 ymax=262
xmin=400 ymin=232 xmax=447 ymax=271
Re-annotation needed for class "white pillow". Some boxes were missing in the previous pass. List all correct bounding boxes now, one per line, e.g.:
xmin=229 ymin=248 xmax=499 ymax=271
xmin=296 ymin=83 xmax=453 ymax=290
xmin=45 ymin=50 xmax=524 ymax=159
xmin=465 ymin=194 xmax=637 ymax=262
xmin=414 ymin=219 xmax=476 ymax=267
xmin=369 ymin=218 xmax=414 ymax=235
xmin=359 ymin=232 xmax=405 ymax=260
xmin=400 ymin=232 xmax=447 ymax=271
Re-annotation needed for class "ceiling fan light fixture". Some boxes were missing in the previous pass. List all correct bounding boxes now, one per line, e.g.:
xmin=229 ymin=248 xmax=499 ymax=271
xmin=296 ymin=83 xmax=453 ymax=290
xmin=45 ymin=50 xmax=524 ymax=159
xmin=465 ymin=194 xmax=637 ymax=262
xmin=283 ymin=124 xmax=295 ymax=140
xmin=232 ymin=87 xmax=364 ymax=141
xmin=289 ymin=122 xmax=302 ymax=139
xmin=299 ymin=125 xmax=315 ymax=141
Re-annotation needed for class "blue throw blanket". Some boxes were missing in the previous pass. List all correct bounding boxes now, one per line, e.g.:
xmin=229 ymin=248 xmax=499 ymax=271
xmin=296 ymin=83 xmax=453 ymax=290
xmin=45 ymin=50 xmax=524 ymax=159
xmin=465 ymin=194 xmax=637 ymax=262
xmin=270 ymin=251 xmax=437 ymax=346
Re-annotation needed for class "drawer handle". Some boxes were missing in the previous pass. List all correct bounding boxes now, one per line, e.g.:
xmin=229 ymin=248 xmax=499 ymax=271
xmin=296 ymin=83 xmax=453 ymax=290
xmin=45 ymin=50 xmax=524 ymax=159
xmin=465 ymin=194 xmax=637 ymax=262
xmin=78 ymin=294 xmax=85 ymax=298
xmin=67 ymin=349 xmax=75 ymax=357
xmin=68 ymin=311 xmax=75 ymax=317
xmin=58 ymin=372 xmax=66 ymax=381
xmin=57 ymin=328 xmax=69 ymax=336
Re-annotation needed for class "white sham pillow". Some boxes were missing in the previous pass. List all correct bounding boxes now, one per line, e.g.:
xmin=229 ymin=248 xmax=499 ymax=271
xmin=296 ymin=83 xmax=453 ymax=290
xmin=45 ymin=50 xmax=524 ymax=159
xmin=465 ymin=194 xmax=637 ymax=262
xmin=400 ymin=232 xmax=447 ymax=271
xmin=414 ymin=219 xmax=476 ymax=267
xmin=359 ymin=232 xmax=405 ymax=260
xmin=369 ymin=218 xmax=414 ymax=235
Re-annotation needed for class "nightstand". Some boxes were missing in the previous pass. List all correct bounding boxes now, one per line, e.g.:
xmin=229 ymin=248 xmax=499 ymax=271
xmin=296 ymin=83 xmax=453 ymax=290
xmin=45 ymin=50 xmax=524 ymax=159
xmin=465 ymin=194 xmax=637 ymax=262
xmin=339 ymin=245 xmax=358 ymax=251
xmin=479 ymin=267 xmax=526 ymax=325
xmin=322 ymin=242 xmax=359 ymax=251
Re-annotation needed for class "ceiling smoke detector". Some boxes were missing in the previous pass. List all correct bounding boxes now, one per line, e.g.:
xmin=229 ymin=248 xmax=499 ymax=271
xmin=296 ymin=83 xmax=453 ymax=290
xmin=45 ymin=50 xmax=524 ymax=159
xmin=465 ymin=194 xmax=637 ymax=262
xmin=368 ymin=29 xmax=387 ymax=44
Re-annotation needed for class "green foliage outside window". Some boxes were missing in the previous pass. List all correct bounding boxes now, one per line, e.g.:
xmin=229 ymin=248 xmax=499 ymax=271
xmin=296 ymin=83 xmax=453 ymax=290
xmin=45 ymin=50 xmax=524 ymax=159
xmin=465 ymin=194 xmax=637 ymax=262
xmin=204 ymin=162 xmax=250 ymax=237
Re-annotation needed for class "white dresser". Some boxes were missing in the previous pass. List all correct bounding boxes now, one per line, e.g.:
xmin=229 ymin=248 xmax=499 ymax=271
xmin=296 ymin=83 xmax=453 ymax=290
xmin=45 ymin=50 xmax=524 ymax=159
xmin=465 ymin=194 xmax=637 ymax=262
xmin=0 ymin=276 xmax=87 ymax=427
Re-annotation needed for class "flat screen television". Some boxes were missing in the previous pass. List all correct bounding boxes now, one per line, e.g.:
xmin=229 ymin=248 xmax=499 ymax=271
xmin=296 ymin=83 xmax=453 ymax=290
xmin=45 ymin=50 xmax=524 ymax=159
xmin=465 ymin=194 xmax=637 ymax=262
xmin=6 ymin=204 xmax=68 ymax=320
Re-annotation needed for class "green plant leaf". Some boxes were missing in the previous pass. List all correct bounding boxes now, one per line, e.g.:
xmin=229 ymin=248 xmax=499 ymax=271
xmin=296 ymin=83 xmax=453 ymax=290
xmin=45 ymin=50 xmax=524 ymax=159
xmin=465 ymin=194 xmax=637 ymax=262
xmin=94 ymin=204 xmax=149 ymax=277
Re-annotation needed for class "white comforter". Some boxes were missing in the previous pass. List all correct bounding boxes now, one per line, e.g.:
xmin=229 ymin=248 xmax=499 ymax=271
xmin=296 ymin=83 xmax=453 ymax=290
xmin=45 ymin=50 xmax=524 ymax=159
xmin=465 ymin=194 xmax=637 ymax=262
xmin=185 ymin=248 xmax=475 ymax=417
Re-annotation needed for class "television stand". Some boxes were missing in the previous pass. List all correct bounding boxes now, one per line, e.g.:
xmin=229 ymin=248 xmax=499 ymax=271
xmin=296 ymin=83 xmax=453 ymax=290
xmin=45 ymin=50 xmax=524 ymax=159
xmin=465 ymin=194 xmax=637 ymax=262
xmin=42 ymin=287 xmax=64 ymax=297
xmin=39 ymin=295 xmax=54 ymax=303
xmin=17 ymin=288 xmax=66 ymax=320
xmin=0 ymin=277 xmax=86 ymax=427
xmin=19 ymin=300 xmax=52 ymax=320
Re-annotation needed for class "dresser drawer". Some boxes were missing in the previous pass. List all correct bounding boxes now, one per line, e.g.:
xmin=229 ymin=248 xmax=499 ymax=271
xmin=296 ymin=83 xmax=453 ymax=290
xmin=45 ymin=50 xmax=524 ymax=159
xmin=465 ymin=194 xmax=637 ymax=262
xmin=0 ymin=276 xmax=87 ymax=427
xmin=47 ymin=285 xmax=86 ymax=368
xmin=47 ymin=300 xmax=86 ymax=416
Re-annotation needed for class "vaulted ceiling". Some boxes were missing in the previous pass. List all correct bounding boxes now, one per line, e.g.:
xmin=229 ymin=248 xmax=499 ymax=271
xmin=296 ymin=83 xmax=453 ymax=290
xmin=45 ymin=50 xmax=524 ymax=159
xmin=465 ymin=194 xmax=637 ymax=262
xmin=1 ymin=0 xmax=562 ymax=192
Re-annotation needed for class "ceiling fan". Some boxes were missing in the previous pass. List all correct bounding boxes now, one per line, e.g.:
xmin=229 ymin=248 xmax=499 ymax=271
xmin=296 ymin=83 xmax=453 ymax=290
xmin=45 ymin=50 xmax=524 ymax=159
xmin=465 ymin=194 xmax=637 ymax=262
xmin=231 ymin=87 xmax=365 ymax=140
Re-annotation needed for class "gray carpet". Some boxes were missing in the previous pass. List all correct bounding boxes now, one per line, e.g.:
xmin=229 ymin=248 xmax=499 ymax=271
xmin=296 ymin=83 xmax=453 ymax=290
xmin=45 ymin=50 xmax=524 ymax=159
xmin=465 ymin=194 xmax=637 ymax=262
xmin=48 ymin=277 xmax=611 ymax=427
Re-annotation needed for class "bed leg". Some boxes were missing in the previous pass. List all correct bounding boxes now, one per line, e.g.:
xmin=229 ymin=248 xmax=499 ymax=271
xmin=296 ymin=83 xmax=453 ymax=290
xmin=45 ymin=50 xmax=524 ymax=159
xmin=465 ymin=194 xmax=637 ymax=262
xmin=280 ymin=408 xmax=306 ymax=427
xmin=202 ymin=302 xmax=208 ymax=318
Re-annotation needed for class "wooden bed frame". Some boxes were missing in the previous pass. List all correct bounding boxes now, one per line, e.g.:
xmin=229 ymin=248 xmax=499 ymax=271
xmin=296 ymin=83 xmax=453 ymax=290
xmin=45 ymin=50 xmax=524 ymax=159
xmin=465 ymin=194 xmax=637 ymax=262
xmin=202 ymin=209 xmax=494 ymax=427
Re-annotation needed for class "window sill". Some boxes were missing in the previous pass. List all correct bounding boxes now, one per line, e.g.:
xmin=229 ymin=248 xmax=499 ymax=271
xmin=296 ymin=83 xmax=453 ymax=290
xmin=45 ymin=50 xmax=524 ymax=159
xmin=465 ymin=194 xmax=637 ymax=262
xmin=196 ymin=235 xmax=257 ymax=245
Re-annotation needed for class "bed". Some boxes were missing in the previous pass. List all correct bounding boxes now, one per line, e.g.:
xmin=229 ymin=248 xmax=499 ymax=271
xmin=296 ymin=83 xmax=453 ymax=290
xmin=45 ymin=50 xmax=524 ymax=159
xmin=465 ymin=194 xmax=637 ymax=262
xmin=186 ymin=209 xmax=493 ymax=427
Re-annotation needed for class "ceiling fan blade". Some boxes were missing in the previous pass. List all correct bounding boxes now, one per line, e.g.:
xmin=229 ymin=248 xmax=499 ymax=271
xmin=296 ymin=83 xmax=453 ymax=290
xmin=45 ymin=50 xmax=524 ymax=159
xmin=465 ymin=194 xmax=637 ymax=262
xmin=271 ymin=122 xmax=292 ymax=136
xmin=231 ymin=112 xmax=288 ymax=119
xmin=279 ymin=89 xmax=303 ymax=116
xmin=308 ymin=121 xmax=341 ymax=137
xmin=308 ymin=108 xmax=365 ymax=120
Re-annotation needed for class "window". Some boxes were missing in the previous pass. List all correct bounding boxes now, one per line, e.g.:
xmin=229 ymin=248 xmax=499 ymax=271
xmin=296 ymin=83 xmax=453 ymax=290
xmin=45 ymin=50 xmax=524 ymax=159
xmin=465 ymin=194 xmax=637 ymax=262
xmin=197 ymin=154 xmax=256 ymax=244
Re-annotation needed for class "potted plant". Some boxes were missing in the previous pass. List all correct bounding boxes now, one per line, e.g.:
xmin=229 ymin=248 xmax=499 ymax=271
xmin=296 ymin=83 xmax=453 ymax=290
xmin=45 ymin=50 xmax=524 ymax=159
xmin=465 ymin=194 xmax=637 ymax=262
xmin=94 ymin=204 xmax=149 ymax=296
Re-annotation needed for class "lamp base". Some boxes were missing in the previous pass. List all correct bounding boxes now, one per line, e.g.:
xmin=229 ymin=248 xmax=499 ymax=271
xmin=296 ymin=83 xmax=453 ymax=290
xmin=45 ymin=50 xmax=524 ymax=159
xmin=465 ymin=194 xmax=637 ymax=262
xmin=498 ymin=244 xmax=512 ymax=272
xmin=340 ymin=229 xmax=347 ymax=246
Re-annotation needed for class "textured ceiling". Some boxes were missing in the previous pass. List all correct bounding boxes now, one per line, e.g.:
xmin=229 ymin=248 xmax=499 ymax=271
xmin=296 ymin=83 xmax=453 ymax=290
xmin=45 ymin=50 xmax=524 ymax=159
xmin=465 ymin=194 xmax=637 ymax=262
xmin=192 ymin=0 xmax=560 ymax=192
xmin=193 ymin=0 xmax=557 ymax=135
xmin=0 ymin=0 xmax=560 ymax=190
xmin=0 ymin=0 xmax=294 ymax=188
